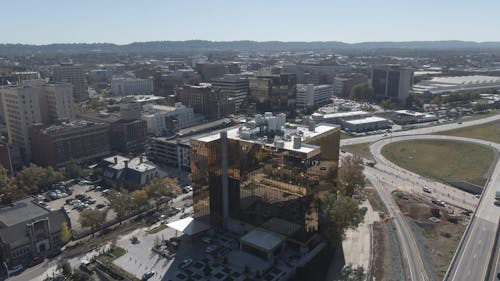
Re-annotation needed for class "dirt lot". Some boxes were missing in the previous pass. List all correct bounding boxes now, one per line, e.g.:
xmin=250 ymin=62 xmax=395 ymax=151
xmin=46 ymin=184 xmax=115 ymax=233
xmin=393 ymin=191 xmax=468 ymax=280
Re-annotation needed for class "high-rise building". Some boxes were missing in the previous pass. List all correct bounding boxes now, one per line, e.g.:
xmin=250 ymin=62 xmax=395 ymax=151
xmin=371 ymin=65 xmax=413 ymax=105
xmin=0 ymin=80 xmax=75 ymax=162
xmin=53 ymin=63 xmax=87 ymax=101
xmin=111 ymin=77 xmax=153 ymax=96
xmin=30 ymin=120 xmax=110 ymax=167
xmin=195 ymin=63 xmax=227 ymax=82
xmin=210 ymin=75 xmax=249 ymax=113
xmin=333 ymin=75 xmax=369 ymax=98
xmin=296 ymin=84 xmax=333 ymax=108
xmin=39 ymin=83 xmax=75 ymax=123
xmin=190 ymin=113 xmax=340 ymax=242
xmin=249 ymin=73 xmax=297 ymax=112
xmin=180 ymin=84 xmax=234 ymax=119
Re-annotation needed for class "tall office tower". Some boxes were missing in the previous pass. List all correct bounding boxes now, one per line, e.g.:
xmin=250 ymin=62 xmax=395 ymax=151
xmin=0 ymin=80 xmax=44 ymax=162
xmin=210 ymin=75 xmax=249 ymax=113
xmin=53 ymin=63 xmax=87 ymax=101
xmin=333 ymin=75 xmax=369 ymax=98
xmin=249 ymin=73 xmax=297 ymax=112
xmin=191 ymin=113 xmax=341 ymax=242
xmin=195 ymin=63 xmax=227 ymax=82
xmin=40 ymin=83 xmax=75 ymax=123
xmin=371 ymin=65 xmax=414 ymax=105
xmin=0 ymin=80 xmax=75 ymax=162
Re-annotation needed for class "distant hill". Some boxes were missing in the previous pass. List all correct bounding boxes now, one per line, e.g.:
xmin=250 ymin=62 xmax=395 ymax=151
xmin=1 ymin=40 xmax=500 ymax=55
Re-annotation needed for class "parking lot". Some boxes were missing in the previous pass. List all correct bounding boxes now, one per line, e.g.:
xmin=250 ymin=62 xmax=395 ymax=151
xmin=45 ymin=183 xmax=115 ymax=233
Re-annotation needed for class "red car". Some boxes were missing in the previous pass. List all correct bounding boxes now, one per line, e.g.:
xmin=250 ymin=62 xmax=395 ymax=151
xmin=30 ymin=256 xmax=45 ymax=267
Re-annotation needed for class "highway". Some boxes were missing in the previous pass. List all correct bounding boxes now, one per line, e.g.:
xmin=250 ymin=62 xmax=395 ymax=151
xmin=356 ymin=131 xmax=500 ymax=281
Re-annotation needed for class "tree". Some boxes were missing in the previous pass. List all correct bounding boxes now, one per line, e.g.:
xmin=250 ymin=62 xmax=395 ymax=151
xmin=337 ymin=155 xmax=365 ymax=196
xmin=144 ymin=179 xmax=174 ymax=210
xmin=57 ymin=259 xmax=72 ymax=277
xmin=16 ymin=164 xmax=64 ymax=193
xmin=131 ymin=189 xmax=149 ymax=210
xmin=60 ymin=222 xmax=72 ymax=244
xmin=349 ymin=83 xmax=373 ymax=102
xmin=321 ymin=192 xmax=363 ymax=244
xmin=72 ymin=269 xmax=92 ymax=281
xmin=0 ymin=166 xmax=21 ymax=204
xmin=65 ymin=161 xmax=85 ymax=179
xmin=339 ymin=264 xmax=366 ymax=281
xmin=380 ymin=99 xmax=396 ymax=110
xmin=79 ymin=209 xmax=107 ymax=236
xmin=107 ymin=189 xmax=134 ymax=225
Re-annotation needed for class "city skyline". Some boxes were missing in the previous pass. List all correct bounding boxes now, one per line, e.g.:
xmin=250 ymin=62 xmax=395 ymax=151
xmin=2 ymin=0 xmax=500 ymax=44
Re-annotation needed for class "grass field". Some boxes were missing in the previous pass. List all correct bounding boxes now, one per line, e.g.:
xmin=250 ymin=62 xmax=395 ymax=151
xmin=340 ymin=132 xmax=352 ymax=139
xmin=381 ymin=140 xmax=495 ymax=186
xmin=436 ymin=120 xmax=500 ymax=144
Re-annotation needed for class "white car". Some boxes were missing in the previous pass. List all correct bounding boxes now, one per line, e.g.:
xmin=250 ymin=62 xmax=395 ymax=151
xmin=8 ymin=265 xmax=24 ymax=276
xmin=423 ymin=187 xmax=432 ymax=193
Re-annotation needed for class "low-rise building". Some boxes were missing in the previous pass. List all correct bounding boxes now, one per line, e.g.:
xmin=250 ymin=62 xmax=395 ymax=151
xmin=412 ymin=75 xmax=500 ymax=98
xmin=111 ymin=77 xmax=153 ymax=96
xmin=309 ymin=110 xmax=371 ymax=125
xmin=30 ymin=120 xmax=111 ymax=167
xmin=99 ymin=155 xmax=159 ymax=189
xmin=142 ymin=103 xmax=194 ymax=136
xmin=0 ymin=197 xmax=70 ymax=267
xmin=341 ymin=116 xmax=391 ymax=133
xmin=394 ymin=110 xmax=438 ymax=123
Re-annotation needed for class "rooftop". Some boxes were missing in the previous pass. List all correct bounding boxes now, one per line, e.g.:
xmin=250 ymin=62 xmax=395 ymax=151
xmin=413 ymin=75 xmax=500 ymax=95
xmin=344 ymin=116 xmax=388 ymax=125
xmin=0 ymin=197 xmax=49 ymax=227
xmin=103 ymin=155 xmax=156 ymax=172
xmin=240 ymin=228 xmax=285 ymax=252
xmin=40 ymin=119 xmax=107 ymax=135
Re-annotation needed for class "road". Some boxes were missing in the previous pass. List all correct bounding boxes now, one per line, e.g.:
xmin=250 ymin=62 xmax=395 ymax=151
xmin=365 ymin=171 xmax=429 ymax=281
xmin=366 ymin=134 xmax=500 ymax=281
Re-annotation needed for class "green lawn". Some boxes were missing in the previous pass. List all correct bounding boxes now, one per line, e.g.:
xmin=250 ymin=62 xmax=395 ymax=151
xmin=436 ymin=120 xmax=500 ymax=144
xmin=109 ymin=247 xmax=126 ymax=259
xmin=381 ymin=140 xmax=495 ymax=186
xmin=340 ymin=132 xmax=352 ymax=139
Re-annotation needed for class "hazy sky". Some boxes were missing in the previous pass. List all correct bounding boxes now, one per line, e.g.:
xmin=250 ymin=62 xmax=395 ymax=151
xmin=3 ymin=0 xmax=499 ymax=44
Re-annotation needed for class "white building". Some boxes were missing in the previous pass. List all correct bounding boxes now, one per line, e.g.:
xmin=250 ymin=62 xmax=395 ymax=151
xmin=111 ymin=78 xmax=153 ymax=96
xmin=142 ymin=103 xmax=194 ymax=136
xmin=0 ymin=80 xmax=73 ymax=161
xmin=310 ymin=110 xmax=371 ymax=125
xmin=412 ymin=75 xmax=500 ymax=96
xmin=394 ymin=110 xmax=438 ymax=123
xmin=297 ymin=84 xmax=333 ymax=108
xmin=342 ymin=116 xmax=391 ymax=133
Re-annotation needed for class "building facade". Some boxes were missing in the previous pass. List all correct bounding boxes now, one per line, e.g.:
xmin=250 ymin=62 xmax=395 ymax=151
xmin=249 ymin=73 xmax=297 ymax=112
xmin=371 ymin=65 xmax=413 ymax=105
xmin=40 ymin=83 xmax=75 ymax=123
xmin=333 ymin=75 xmax=369 ymax=98
xmin=210 ymin=75 xmax=250 ymax=113
xmin=0 ymin=197 xmax=70 ymax=267
xmin=296 ymin=84 xmax=333 ymax=108
xmin=111 ymin=78 xmax=154 ymax=96
xmin=30 ymin=120 xmax=110 ymax=167
xmin=190 ymin=113 xmax=340 ymax=242
xmin=52 ymin=63 xmax=87 ymax=101
xmin=142 ymin=103 xmax=194 ymax=136
xmin=99 ymin=155 xmax=159 ymax=189
xmin=180 ymin=84 xmax=234 ymax=119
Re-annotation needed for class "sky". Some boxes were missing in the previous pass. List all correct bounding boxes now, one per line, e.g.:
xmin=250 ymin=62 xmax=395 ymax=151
xmin=2 ymin=0 xmax=500 ymax=45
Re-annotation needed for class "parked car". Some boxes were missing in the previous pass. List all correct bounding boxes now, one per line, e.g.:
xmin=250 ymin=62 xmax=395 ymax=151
xmin=205 ymin=244 xmax=219 ymax=254
xmin=201 ymin=236 xmax=212 ymax=244
xmin=30 ymin=256 xmax=45 ymax=267
xmin=7 ymin=265 xmax=24 ymax=276
xmin=96 ymin=204 xmax=106 ymax=209
xmin=432 ymin=199 xmax=446 ymax=207
xmin=178 ymin=258 xmax=192 ymax=269
xmin=423 ymin=187 xmax=432 ymax=193
xmin=142 ymin=271 xmax=155 ymax=280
